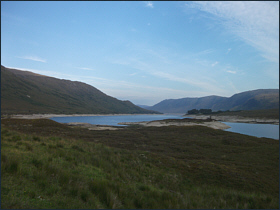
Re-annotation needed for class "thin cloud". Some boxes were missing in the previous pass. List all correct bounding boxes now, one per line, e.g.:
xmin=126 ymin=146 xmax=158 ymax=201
xmin=17 ymin=55 xmax=46 ymax=63
xmin=129 ymin=73 xmax=138 ymax=76
xmin=6 ymin=66 xmax=75 ymax=79
xmin=75 ymin=67 xmax=95 ymax=71
xmin=7 ymin=66 xmax=112 ymax=87
xmin=145 ymin=1 xmax=154 ymax=8
xmin=109 ymin=49 xmax=226 ymax=95
xmin=211 ymin=61 xmax=219 ymax=67
xmin=226 ymin=48 xmax=231 ymax=54
xmin=102 ymin=86 xmax=209 ymax=105
xmin=151 ymin=71 xmax=226 ymax=94
xmin=130 ymin=28 xmax=137 ymax=32
xmin=190 ymin=1 xmax=279 ymax=63
xmin=195 ymin=49 xmax=215 ymax=56
xmin=224 ymin=64 xmax=239 ymax=74
xmin=227 ymin=70 xmax=237 ymax=74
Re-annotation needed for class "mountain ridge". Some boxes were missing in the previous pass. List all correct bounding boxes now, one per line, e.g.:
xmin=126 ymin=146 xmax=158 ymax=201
xmin=1 ymin=65 xmax=159 ymax=115
xmin=145 ymin=89 xmax=279 ymax=113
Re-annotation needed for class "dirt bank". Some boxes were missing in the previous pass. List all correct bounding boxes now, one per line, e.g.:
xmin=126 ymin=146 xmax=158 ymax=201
xmin=119 ymin=120 xmax=231 ymax=130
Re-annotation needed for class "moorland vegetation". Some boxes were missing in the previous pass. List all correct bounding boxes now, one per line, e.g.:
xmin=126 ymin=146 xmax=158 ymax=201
xmin=1 ymin=118 xmax=278 ymax=209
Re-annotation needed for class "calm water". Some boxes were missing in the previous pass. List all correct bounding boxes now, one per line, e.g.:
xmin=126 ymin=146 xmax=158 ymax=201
xmin=51 ymin=114 xmax=184 ymax=126
xmin=50 ymin=115 xmax=279 ymax=140
xmin=223 ymin=122 xmax=279 ymax=140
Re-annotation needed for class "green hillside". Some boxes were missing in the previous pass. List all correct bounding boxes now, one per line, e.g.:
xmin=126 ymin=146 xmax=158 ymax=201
xmin=224 ymin=89 xmax=279 ymax=111
xmin=149 ymin=89 xmax=279 ymax=113
xmin=1 ymin=66 xmax=159 ymax=115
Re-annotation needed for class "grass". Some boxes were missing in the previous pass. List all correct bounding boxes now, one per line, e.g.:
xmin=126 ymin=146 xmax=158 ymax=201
xmin=1 ymin=118 xmax=279 ymax=209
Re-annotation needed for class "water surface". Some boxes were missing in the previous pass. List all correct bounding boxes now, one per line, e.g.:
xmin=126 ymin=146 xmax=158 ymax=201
xmin=51 ymin=114 xmax=184 ymax=126
xmin=223 ymin=122 xmax=279 ymax=140
xmin=50 ymin=115 xmax=279 ymax=140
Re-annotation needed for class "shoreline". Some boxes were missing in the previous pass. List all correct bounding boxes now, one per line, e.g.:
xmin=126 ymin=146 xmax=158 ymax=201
xmin=1 ymin=113 xmax=279 ymax=125
xmin=4 ymin=114 xmax=230 ymax=130
xmin=4 ymin=113 xmax=279 ymax=125
xmin=118 ymin=120 xmax=231 ymax=130
xmin=3 ymin=114 xmax=278 ymax=130
xmin=2 ymin=113 xmax=163 ymax=119
xmin=185 ymin=115 xmax=279 ymax=125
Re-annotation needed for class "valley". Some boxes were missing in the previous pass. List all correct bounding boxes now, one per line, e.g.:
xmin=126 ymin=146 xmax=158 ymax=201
xmin=1 ymin=65 xmax=279 ymax=209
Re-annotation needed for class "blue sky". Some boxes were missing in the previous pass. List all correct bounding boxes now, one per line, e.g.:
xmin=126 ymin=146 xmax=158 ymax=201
xmin=1 ymin=1 xmax=279 ymax=105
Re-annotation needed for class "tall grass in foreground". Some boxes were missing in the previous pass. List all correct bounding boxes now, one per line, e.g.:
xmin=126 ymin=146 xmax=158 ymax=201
xmin=1 ymin=127 xmax=278 ymax=209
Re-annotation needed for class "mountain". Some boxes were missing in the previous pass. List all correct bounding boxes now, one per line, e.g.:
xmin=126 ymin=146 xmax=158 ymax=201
xmin=146 ymin=89 xmax=279 ymax=114
xmin=1 ymin=65 xmax=159 ymax=115
xmin=137 ymin=105 xmax=152 ymax=109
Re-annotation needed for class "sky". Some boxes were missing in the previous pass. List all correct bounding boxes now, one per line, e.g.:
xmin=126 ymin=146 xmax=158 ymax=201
xmin=1 ymin=1 xmax=279 ymax=106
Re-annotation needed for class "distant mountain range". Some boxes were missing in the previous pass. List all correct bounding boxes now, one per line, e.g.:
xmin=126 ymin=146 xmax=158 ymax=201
xmin=142 ymin=89 xmax=279 ymax=114
xmin=1 ymin=65 xmax=159 ymax=115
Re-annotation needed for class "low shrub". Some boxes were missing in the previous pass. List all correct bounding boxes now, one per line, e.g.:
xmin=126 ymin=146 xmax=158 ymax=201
xmin=48 ymin=144 xmax=57 ymax=149
xmin=31 ymin=157 xmax=43 ymax=169
xmin=11 ymin=135 xmax=21 ymax=142
xmin=56 ymin=143 xmax=64 ymax=148
xmin=71 ymin=145 xmax=84 ymax=152
xmin=2 ymin=155 xmax=20 ymax=174
xmin=80 ymin=190 xmax=89 ymax=202
xmin=25 ymin=143 xmax=33 ymax=151
xmin=32 ymin=136 xmax=41 ymax=142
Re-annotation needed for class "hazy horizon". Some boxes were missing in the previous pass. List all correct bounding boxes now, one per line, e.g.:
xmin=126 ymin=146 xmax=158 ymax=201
xmin=1 ymin=1 xmax=279 ymax=105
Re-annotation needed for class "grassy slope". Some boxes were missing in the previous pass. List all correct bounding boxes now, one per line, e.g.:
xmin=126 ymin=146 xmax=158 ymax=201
xmin=1 ymin=66 xmax=158 ymax=115
xmin=229 ymin=90 xmax=279 ymax=111
xmin=1 ymin=119 xmax=279 ymax=209
xmin=150 ymin=90 xmax=279 ymax=113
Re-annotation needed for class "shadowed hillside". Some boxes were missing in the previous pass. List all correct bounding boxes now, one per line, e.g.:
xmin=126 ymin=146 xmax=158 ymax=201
xmin=147 ymin=89 xmax=279 ymax=113
xmin=1 ymin=65 xmax=159 ymax=115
